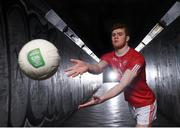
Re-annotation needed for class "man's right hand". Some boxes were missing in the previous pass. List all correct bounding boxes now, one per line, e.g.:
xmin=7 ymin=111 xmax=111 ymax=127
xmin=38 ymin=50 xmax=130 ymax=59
xmin=78 ymin=95 xmax=103 ymax=110
xmin=65 ymin=59 xmax=89 ymax=77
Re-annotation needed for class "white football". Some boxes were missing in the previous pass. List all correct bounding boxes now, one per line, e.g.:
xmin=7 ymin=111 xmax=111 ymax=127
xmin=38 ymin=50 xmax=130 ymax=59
xmin=18 ymin=39 xmax=60 ymax=80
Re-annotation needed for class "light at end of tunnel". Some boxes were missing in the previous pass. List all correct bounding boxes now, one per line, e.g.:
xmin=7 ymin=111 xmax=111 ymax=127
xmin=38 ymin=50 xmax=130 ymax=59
xmin=109 ymin=71 xmax=118 ymax=81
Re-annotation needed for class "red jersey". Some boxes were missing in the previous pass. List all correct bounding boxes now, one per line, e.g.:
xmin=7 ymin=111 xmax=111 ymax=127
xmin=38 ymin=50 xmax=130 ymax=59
xmin=101 ymin=48 xmax=155 ymax=107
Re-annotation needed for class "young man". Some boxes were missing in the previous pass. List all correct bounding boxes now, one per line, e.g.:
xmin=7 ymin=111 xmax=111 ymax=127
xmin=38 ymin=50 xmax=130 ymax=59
xmin=65 ymin=23 xmax=157 ymax=127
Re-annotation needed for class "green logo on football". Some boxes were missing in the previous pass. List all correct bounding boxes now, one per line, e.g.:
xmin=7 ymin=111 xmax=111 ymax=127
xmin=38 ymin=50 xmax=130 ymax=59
xmin=27 ymin=48 xmax=45 ymax=68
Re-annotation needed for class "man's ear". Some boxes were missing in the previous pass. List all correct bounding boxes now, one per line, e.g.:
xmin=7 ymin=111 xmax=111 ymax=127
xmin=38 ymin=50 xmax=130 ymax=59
xmin=126 ymin=36 xmax=130 ymax=42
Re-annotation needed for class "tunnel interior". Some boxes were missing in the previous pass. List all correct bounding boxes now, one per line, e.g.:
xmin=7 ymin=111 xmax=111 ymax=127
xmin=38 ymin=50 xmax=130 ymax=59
xmin=0 ymin=0 xmax=180 ymax=126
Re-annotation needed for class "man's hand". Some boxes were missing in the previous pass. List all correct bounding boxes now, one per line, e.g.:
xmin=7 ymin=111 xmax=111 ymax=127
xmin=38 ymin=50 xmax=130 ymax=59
xmin=78 ymin=96 xmax=103 ymax=110
xmin=65 ymin=59 xmax=89 ymax=77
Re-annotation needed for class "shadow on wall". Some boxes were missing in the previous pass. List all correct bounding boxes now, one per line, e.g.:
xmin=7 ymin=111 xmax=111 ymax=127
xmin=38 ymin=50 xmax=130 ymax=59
xmin=142 ymin=16 xmax=180 ymax=125
xmin=0 ymin=0 xmax=102 ymax=126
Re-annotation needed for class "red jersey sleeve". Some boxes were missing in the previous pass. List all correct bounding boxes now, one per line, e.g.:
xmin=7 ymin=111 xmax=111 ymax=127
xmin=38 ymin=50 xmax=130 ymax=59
xmin=100 ymin=53 xmax=111 ymax=65
xmin=127 ymin=56 xmax=145 ymax=75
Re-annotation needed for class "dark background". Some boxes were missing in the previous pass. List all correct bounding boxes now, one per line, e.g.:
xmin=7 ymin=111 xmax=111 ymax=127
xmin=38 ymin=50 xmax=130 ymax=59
xmin=45 ymin=0 xmax=176 ymax=56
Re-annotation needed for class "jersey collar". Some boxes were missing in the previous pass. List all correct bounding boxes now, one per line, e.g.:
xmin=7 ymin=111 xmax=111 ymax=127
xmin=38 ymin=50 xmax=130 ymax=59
xmin=114 ymin=46 xmax=130 ymax=57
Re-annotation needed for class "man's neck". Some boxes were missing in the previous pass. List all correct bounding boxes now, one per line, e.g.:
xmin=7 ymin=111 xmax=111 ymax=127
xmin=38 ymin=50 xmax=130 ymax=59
xmin=115 ymin=45 xmax=130 ymax=57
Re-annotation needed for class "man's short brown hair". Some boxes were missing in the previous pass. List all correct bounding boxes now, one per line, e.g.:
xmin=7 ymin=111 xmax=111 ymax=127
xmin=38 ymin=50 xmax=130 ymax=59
xmin=111 ymin=23 xmax=130 ymax=36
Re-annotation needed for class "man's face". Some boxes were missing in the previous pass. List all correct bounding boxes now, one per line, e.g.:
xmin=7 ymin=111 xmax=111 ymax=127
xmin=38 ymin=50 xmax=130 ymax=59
xmin=111 ymin=28 xmax=129 ymax=49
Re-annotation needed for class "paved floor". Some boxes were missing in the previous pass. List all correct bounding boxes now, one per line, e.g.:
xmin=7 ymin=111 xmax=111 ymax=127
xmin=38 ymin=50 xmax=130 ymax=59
xmin=61 ymin=82 xmax=178 ymax=127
